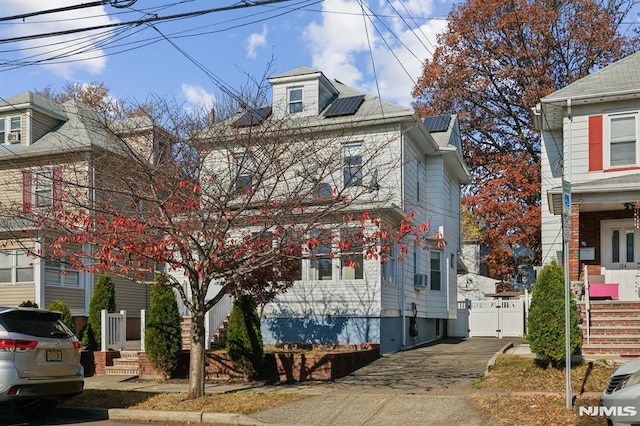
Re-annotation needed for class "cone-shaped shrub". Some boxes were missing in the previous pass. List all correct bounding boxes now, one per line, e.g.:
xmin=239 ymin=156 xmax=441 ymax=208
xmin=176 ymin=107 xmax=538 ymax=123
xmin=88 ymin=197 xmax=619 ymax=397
xmin=226 ymin=295 xmax=264 ymax=379
xmin=85 ymin=273 xmax=116 ymax=350
xmin=527 ymin=260 xmax=581 ymax=368
xmin=145 ymin=274 xmax=182 ymax=380
xmin=48 ymin=299 xmax=75 ymax=333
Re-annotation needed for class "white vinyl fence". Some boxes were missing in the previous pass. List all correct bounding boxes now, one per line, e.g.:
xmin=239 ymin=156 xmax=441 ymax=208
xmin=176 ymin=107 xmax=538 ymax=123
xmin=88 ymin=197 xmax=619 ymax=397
xmin=101 ymin=309 xmax=126 ymax=352
xmin=449 ymin=295 xmax=529 ymax=338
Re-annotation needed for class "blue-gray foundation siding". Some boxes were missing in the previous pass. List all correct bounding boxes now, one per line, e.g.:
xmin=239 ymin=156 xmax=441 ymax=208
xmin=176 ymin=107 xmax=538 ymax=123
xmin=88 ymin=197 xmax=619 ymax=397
xmin=261 ymin=316 xmax=442 ymax=354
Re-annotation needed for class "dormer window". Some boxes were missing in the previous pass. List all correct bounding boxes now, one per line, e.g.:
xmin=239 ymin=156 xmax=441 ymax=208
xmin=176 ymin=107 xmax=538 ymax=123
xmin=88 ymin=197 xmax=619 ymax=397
xmin=0 ymin=116 xmax=21 ymax=144
xmin=288 ymin=88 xmax=303 ymax=114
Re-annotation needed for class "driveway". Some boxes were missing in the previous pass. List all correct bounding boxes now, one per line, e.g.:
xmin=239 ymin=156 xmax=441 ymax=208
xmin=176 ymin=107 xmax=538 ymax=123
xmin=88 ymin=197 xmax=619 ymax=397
xmin=251 ymin=337 xmax=521 ymax=425
xmin=329 ymin=337 xmax=516 ymax=394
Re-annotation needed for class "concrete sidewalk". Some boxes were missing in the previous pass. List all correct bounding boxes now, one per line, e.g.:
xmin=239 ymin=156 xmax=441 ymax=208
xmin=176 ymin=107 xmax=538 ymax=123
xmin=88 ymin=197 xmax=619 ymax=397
xmin=82 ymin=337 xmax=523 ymax=425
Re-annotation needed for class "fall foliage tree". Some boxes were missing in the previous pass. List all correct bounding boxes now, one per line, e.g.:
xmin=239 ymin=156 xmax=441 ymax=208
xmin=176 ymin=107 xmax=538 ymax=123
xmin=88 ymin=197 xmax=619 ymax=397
xmin=2 ymin=77 xmax=430 ymax=399
xmin=413 ymin=0 xmax=637 ymax=280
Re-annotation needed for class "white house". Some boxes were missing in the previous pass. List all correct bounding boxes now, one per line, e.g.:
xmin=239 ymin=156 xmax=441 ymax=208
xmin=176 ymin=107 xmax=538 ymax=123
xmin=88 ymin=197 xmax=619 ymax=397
xmin=201 ymin=67 xmax=470 ymax=353
xmin=535 ymin=51 xmax=640 ymax=301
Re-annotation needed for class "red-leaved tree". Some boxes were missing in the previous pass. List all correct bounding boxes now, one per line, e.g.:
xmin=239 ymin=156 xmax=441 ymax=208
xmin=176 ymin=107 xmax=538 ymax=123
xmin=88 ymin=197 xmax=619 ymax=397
xmin=2 ymin=84 xmax=429 ymax=399
xmin=412 ymin=0 xmax=637 ymax=280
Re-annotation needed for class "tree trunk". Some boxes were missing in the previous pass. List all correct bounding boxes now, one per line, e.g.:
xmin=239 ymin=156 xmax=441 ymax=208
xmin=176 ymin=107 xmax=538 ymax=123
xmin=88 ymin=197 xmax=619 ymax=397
xmin=187 ymin=309 xmax=206 ymax=399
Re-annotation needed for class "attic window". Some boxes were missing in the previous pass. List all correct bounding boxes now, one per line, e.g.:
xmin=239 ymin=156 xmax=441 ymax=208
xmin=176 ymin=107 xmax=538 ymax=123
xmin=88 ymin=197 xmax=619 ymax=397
xmin=288 ymin=88 xmax=303 ymax=114
xmin=0 ymin=116 xmax=21 ymax=144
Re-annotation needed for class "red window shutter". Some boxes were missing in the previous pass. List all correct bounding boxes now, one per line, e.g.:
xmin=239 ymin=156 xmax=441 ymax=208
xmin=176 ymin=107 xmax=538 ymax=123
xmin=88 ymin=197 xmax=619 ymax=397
xmin=22 ymin=170 xmax=32 ymax=212
xmin=52 ymin=166 xmax=62 ymax=210
xmin=589 ymin=115 xmax=603 ymax=171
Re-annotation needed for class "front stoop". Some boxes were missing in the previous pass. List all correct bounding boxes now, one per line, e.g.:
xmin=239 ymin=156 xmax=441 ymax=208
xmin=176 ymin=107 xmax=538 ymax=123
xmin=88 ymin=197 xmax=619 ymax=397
xmin=105 ymin=350 xmax=140 ymax=376
xmin=579 ymin=301 xmax=640 ymax=357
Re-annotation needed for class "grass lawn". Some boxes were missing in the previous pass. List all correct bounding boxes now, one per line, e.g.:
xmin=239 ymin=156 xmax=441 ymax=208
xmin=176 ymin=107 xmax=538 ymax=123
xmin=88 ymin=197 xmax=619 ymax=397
xmin=472 ymin=354 xmax=617 ymax=425
xmin=62 ymin=353 xmax=618 ymax=425
xmin=61 ymin=389 xmax=309 ymax=414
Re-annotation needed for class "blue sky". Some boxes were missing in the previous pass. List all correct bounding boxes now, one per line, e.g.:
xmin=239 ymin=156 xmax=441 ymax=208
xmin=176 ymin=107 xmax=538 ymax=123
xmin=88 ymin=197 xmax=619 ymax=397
xmin=0 ymin=0 xmax=453 ymax=111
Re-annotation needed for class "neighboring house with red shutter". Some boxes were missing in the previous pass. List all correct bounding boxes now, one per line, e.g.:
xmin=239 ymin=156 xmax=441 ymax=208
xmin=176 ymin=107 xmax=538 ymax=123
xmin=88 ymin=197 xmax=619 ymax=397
xmin=0 ymin=91 xmax=160 ymax=336
xmin=535 ymin=52 xmax=640 ymax=301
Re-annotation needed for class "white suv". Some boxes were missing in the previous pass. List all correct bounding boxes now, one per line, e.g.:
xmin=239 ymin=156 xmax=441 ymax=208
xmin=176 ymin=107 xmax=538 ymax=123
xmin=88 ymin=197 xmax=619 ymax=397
xmin=0 ymin=306 xmax=84 ymax=407
xmin=601 ymin=357 xmax=640 ymax=426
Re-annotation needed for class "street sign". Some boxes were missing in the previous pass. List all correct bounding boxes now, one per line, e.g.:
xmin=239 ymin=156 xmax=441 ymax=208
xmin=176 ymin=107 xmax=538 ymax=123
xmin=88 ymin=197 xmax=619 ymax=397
xmin=562 ymin=180 xmax=571 ymax=216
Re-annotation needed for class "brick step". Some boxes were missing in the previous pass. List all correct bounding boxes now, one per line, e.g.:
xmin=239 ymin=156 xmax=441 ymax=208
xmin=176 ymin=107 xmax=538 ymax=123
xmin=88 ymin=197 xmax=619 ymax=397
xmin=583 ymin=326 xmax=640 ymax=335
xmin=582 ymin=344 xmax=640 ymax=357
xmin=119 ymin=351 xmax=141 ymax=359
xmin=579 ymin=302 xmax=640 ymax=310
xmin=113 ymin=358 xmax=139 ymax=368
xmin=582 ymin=335 xmax=640 ymax=345
xmin=585 ymin=317 xmax=640 ymax=327
xmin=105 ymin=365 xmax=139 ymax=376
xmin=581 ymin=309 xmax=640 ymax=317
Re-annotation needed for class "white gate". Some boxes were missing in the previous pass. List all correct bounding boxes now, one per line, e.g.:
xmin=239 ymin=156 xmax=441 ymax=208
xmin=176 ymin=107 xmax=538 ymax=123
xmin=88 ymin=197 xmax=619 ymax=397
xmin=449 ymin=297 xmax=528 ymax=338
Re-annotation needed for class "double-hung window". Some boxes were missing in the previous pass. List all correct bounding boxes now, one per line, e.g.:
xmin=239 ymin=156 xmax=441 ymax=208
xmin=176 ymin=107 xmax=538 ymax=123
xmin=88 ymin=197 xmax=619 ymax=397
xmin=309 ymin=230 xmax=333 ymax=280
xmin=382 ymin=245 xmax=397 ymax=284
xmin=0 ymin=116 xmax=21 ymax=144
xmin=234 ymin=154 xmax=253 ymax=195
xmin=430 ymin=251 xmax=442 ymax=291
xmin=609 ymin=114 xmax=637 ymax=167
xmin=343 ymin=142 xmax=363 ymax=187
xmin=22 ymin=167 xmax=62 ymax=212
xmin=0 ymin=250 xmax=34 ymax=285
xmin=340 ymin=228 xmax=363 ymax=280
xmin=45 ymin=258 xmax=79 ymax=287
xmin=34 ymin=170 xmax=53 ymax=208
xmin=288 ymin=88 xmax=303 ymax=113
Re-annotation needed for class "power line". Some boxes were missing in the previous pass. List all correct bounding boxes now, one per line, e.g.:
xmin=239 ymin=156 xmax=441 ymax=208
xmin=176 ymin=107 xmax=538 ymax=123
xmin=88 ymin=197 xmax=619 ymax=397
xmin=0 ymin=0 xmax=295 ymax=45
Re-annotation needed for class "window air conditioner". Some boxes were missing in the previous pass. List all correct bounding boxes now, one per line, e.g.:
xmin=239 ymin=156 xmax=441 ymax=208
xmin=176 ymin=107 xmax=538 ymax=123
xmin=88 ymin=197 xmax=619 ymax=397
xmin=414 ymin=273 xmax=428 ymax=290
xmin=7 ymin=132 xmax=20 ymax=142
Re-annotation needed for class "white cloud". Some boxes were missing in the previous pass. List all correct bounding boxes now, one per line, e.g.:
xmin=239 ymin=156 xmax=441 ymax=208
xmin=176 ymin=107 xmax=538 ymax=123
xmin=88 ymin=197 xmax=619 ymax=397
xmin=303 ymin=0 xmax=370 ymax=86
xmin=1 ymin=1 xmax=119 ymax=79
xmin=246 ymin=25 xmax=268 ymax=59
xmin=303 ymin=0 xmax=446 ymax=107
xmin=181 ymin=83 xmax=216 ymax=112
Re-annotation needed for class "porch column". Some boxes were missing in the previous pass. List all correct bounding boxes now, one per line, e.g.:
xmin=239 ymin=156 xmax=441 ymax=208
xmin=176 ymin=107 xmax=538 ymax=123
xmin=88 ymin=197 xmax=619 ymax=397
xmin=568 ymin=203 xmax=580 ymax=282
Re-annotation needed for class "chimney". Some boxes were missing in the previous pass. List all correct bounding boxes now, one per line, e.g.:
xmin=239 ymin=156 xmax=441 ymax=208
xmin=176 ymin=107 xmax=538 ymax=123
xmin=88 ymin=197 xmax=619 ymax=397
xmin=210 ymin=108 xmax=215 ymax=124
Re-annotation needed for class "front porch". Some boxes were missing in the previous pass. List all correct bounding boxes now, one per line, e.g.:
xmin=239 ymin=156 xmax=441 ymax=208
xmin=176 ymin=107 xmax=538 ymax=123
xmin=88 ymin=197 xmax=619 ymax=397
xmin=567 ymin=206 xmax=640 ymax=301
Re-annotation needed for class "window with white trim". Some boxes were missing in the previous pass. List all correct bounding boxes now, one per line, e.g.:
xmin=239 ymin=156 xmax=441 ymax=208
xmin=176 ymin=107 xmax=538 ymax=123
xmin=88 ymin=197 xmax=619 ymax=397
xmin=340 ymin=228 xmax=363 ymax=280
xmin=0 ymin=116 xmax=21 ymax=144
xmin=44 ymin=258 xmax=79 ymax=287
xmin=343 ymin=142 xmax=363 ymax=187
xmin=430 ymin=251 xmax=442 ymax=291
xmin=309 ymin=230 xmax=333 ymax=280
xmin=382 ymin=245 xmax=397 ymax=284
xmin=288 ymin=88 xmax=303 ymax=113
xmin=607 ymin=113 xmax=638 ymax=168
xmin=34 ymin=170 xmax=53 ymax=208
xmin=234 ymin=154 xmax=253 ymax=195
xmin=0 ymin=250 xmax=34 ymax=285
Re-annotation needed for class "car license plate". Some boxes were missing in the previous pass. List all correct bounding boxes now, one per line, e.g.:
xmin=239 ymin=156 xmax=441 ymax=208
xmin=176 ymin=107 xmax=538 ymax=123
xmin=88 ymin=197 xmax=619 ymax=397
xmin=46 ymin=349 xmax=62 ymax=362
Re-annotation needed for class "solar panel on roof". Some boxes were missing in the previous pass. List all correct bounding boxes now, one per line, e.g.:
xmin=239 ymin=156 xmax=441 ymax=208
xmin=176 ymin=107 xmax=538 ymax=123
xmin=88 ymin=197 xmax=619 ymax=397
xmin=233 ymin=106 xmax=272 ymax=127
xmin=324 ymin=95 xmax=365 ymax=118
xmin=423 ymin=115 xmax=451 ymax=133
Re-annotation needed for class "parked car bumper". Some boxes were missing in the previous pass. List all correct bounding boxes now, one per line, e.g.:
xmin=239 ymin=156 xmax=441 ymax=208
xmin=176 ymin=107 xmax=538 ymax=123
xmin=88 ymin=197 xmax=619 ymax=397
xmin=0 ymin=366 xmax=84 ymax=404
xmin=600 ymin=389 xmax=640 ymax=426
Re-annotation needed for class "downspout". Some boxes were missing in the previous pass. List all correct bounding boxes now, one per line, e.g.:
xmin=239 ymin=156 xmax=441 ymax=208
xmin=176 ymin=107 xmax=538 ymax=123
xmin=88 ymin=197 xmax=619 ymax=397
xmin=400 ymin=130 xmax=406 ymax=348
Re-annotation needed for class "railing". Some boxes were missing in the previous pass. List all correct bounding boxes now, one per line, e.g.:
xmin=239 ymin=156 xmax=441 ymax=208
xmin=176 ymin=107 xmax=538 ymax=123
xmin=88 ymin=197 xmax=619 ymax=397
xmin=205 ymin=293 xmax=234 ymax=347
xmin=101 ymin=309 xmax=126 ymax=352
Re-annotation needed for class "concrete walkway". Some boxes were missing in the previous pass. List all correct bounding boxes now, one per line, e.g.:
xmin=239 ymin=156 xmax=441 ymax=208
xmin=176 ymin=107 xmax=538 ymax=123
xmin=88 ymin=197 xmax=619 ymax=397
xmin=83 ymin=337 xmax=523 ymax=425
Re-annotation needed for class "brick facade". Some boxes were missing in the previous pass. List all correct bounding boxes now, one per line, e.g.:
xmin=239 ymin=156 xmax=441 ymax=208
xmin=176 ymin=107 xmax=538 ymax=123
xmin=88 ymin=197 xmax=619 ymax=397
xmin=568 ymin=208 xmax=634 ymax=282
